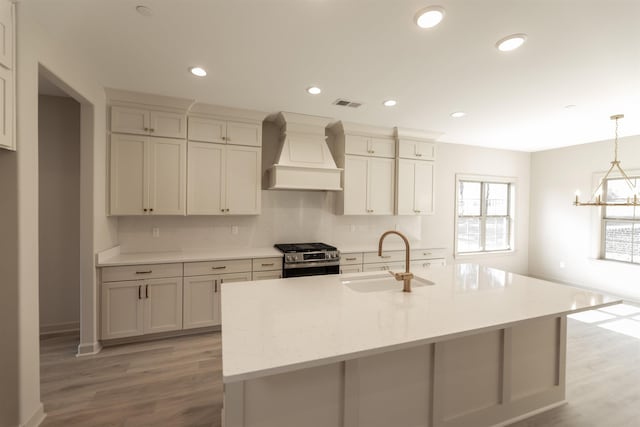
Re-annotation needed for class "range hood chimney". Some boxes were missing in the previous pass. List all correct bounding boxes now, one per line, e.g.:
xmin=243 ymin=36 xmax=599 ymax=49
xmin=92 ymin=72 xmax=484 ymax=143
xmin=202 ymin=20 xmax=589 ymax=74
xmin=268 ymin=112 xmax=343 ymax=191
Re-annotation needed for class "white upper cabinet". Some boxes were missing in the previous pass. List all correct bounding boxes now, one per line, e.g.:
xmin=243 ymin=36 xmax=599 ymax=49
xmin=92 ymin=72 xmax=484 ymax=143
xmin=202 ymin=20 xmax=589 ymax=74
xmin=0 ymin=0 xmax=13 ymax=70
xmin=397 ymin=159 xmax=434 ymax=215
xmin=110 ymin=135 xmax=186 ymax=216
xmin=111 ymin=106 xmax=186 ymax=139
xmin=345 ymin=134 xmax=395 ymax=158
xmin=187 ymin=142 xmax=225 ymax=214
xmin=342 ymin=155 xmax=394 ymax=215
xmin=188 ymin=116 xmax=261 ymax=147
xmin=187 ymin=142 xmax=261 ymax=215
xmin=0 ymin=0 xmax=14 ymax=151
xmin=147 ymin=138 xmax=187 ymax=215
xmin=398 ymin=139 xmax=436 ymax=160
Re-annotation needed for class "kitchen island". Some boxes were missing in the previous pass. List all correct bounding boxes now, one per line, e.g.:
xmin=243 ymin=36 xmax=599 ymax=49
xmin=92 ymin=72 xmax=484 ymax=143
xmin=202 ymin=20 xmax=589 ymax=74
xmin=221 ymin=264 xmax=621 ymax=427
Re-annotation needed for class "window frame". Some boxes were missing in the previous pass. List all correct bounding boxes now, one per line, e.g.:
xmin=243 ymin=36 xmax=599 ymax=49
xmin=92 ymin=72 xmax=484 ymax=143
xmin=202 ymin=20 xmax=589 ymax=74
xmin=454 ymin=174 xmax=516 ymax=257
xmin=600 ymin=175 xmax=640 ymax=264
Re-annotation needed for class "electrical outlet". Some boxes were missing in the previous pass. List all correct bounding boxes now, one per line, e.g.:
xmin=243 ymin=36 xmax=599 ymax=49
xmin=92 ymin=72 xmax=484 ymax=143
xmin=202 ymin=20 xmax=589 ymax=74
xmin=152 ymin=227 xmax=160 ymax=238
xmin=231 ymin=225 xmax=239 ymax=235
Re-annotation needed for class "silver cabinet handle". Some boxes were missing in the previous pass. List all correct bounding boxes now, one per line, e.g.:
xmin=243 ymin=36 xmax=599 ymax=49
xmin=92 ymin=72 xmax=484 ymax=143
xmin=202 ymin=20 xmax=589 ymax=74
xmin=145 ymin=284 xmax=149 ymax=299
xmin=416 ymin=153 xmax=422 ymax=157
xmin=135 ymin=270 xmax=152 ymax=274
xmin=211 ymin=266 xmax=226 ymax=270
xmin=214 ymin=280 xmax=218 ymax=293
xmin=138 ymin=285 xmax=142 ymax=300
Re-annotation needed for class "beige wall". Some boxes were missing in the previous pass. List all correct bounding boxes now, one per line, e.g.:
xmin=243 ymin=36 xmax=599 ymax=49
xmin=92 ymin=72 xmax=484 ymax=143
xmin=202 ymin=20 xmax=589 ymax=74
xmin=38 ymin=95 xmax=81 ymax=332
xmin=529 ymin=135 xmax=640 ymax=302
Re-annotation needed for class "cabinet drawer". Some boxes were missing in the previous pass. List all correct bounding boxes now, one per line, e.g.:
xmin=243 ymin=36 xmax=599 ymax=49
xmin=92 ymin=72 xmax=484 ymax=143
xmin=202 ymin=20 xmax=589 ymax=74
xmin=101 ymin=263 xmax=183 ymax=283
xmin=340 ymin=253 xmax=363 ymax=265
xmin=364 ymin=250 xmax=405 ymax=264
xmin=362 ymin=262 xmax=405 ymax=272
xmin=411 ymin=259 xmax=446 ymax=270
xmin=253 ymin=270 xmax=283 ymax=281
xmin=252 ymin=257 xmax=283 ymax=272
xmin=340 ymin=265 xmax=362 ymax=274
xmin=410 ymin=248 xmax=446 ymax=260
xmin=184 ymin=259 xmax=252 ymax=276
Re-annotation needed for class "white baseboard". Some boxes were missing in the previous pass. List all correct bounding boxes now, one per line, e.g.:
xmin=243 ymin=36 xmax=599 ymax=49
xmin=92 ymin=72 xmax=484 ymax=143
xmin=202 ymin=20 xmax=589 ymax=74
xmin=40 ymin=321 xmax=80 ymax=336
xmin=76 ymin=341 xmax=102 ymax=357
xmin=20 ymin=403 xmax=46 ymax=427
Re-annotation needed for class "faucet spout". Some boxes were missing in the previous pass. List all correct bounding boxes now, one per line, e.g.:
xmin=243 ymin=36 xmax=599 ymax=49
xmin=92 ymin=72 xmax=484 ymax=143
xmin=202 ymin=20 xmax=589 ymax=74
xmin=378 ymin=230 xmax=414 ymax=292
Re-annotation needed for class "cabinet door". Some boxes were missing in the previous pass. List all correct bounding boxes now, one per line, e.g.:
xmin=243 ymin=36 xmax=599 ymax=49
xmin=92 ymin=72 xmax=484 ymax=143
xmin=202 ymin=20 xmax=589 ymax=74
xmin=414 ymin=160 xmax=434 ymax=214
xmin=183 ymin=275 xmax=219 ymax=329
xmin=187 ymin=142 xmax=225 ymax=215
xmin=101 ymin=281 xmax=144 ymax=339
xmin=340 ymin=265 xmax=362 ymax=274
xmin=0 ymin=64 xmax=12 ymax=150
xmin=110 ymin=134 xmax=147 ymax=215
xmin=188 ymin=116 xmax=226 ymax=143
xmin=225 ymin=145 xmax=261 ymax=214
xmin=368 ymin=137 xmax=396 ymax=158
xmin=148 ymin=137 xmax=187 ymax=215
xmin=344 ymin=135 xmax=369 ymax=156
xmin=218 ymin=271 xmax=252 ymax=324
xmin=111 ymin=106 xmax=149 ymax=135
xmin=398 ymin=140 xmax=436 ymax=160
xmin=144 ymin=277 xmax=183 ymax=334
xmin=396 ymin=159 xmax=416 ymax=215
xmin=343 ymin=155 xmax=368 ymax=214
xmin=149 ymin=111 xmax=186 ymax=139
xmin=367 ymin=157 xmax=395 ymax=215
xmin=0 ymin=1 xmax=13 ymax=69
xmin=226 ymin=121 xmax=262 ymax=147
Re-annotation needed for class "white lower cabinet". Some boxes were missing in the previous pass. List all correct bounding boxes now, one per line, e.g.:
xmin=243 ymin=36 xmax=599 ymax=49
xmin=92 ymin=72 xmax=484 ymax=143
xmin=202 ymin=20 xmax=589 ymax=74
xmin=101 ymin=277 xmax=183 ymax=340
xmin=252 ymin=270 xmax=282 ymax=280
xmin=183 ymin=271 xmax=252 ymax=329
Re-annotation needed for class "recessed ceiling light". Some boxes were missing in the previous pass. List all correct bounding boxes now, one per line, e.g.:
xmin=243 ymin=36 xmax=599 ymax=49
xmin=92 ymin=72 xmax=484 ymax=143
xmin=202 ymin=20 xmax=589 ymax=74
xmin=383 ymin=100 xmax=397 ymax=107
xmin=564 ymin=104 xmax=577 ymax=109
xmin=307 ymin=86 xmax=322 ymax=95
xmin=450 ymin=111 xmax=466 ymax=118
xmin=414 ymin=6 xmax=445 ymax=29
xmin=189 ymin=67 xmax=207 ymax=77
xmin=496 ymin=34 xmax=527 ymax=52
xmin=135 ymin=5 xmax=153 ymax=16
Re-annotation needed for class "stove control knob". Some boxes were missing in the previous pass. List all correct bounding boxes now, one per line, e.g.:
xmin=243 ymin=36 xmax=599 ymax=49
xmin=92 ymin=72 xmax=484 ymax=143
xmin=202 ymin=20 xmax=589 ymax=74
xmin=286 ymin=255 xmax=293 ymax=262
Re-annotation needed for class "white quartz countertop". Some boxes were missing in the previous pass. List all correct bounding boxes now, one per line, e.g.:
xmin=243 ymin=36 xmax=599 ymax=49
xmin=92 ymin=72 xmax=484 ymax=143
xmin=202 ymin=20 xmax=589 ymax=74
xmin=96 ymin=247 xmax=283 ymax=267
xmin=221 ymin=264 xmax=621 ymax=383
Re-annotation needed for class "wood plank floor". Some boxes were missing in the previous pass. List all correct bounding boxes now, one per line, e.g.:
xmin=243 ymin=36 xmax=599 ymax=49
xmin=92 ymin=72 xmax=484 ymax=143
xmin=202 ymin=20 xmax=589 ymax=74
xmin=40 ymin=318 xmax=640 ymax=426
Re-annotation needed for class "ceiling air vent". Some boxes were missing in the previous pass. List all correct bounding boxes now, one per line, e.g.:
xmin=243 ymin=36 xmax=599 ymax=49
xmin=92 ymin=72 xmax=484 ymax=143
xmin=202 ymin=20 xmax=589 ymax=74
xmin=333 ymin=99 xmax=362 ymax=108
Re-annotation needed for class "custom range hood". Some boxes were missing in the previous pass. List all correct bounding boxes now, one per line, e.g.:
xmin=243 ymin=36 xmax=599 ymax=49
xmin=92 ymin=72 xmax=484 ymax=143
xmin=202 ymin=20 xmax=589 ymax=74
xmin=268 ymin=112 xmax=343 ymax=191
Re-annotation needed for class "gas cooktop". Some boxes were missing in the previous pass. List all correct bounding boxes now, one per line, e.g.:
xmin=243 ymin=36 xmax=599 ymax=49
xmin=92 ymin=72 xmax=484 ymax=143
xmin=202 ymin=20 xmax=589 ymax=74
xmin=274 ymin=243 xmax=337 ymax=253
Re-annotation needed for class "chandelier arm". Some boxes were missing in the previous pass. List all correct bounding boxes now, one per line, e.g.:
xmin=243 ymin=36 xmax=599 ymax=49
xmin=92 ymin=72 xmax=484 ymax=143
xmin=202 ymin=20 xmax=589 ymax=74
xmin=613 ymin=163 xmax=637 ymax=193
xmin=590 ymin=162 xmax=617 ymax=202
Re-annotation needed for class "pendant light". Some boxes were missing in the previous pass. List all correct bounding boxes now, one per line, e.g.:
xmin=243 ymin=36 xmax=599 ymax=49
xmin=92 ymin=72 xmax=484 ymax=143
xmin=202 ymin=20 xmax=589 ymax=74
xmin=574 ymin=114 xmax=639 ymax=206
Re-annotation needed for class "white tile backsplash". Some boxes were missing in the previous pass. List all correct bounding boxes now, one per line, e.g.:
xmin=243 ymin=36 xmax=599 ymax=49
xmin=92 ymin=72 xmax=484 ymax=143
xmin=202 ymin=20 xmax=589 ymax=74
xmin=117 ymin=190 xmax=424 ymax=253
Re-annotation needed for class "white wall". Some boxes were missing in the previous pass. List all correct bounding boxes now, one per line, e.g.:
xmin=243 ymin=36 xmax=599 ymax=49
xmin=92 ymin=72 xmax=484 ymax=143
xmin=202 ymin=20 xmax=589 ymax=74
xmin=118 ymin=127 xmax=531 ymax=275
xmin=0 ymin=3 xmax=119 ymax=425
xmin=38 ymin=95 xmax=80 ymax=333
xmin=529 ymin=135 xmax=640 ymax=302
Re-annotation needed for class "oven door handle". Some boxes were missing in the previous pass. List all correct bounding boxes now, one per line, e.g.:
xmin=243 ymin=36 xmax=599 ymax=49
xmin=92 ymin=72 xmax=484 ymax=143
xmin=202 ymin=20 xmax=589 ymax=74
xmin=283 ymin=260 xmax=341 ymax=269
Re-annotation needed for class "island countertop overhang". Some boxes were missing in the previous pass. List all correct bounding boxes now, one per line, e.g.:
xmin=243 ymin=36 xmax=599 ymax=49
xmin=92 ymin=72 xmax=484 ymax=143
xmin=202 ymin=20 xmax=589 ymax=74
xmin=221 ymin=264 xmax=621 ymax=383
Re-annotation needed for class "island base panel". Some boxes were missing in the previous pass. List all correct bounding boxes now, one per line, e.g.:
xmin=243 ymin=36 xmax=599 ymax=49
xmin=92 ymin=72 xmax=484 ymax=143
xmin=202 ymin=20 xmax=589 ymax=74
xmin=223 ymin=316 xmax=566 ymax=427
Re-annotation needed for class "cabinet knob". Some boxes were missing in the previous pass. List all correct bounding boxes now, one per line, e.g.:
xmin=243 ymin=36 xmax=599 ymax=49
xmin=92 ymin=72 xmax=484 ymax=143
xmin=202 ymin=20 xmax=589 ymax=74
xmin=222 ymin=136 xmax=227 ymax=141
xmin=220 ymin=209 xmax=225 ymax=212
xmin=150 ymin=128 xmax=155 ymax=132
xmin=226 ymin=208 xmax=230 ymax=212
xmin=149 ymin=208 xmax=154 ymax=212
xmin=144 ymin=127 xmax=149 ymax=131
xmin=416 ymin=153 xmax=422 ymax=157
xmin=143 ymin=208 xmax=148 ymax=212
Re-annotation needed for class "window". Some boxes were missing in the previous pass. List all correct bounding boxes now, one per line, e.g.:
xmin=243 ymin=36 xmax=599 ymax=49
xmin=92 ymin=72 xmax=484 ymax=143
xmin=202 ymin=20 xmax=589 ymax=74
xmin=602 ymin=177 xmax=640 ymax=263
xmin=455 ymin=176 xmax=514 ymax=255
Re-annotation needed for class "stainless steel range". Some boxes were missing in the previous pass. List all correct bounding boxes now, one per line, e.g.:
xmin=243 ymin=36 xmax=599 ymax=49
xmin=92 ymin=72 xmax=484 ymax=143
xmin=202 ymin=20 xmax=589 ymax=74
xmin=274 ymin=243 xmax=340 ymax=278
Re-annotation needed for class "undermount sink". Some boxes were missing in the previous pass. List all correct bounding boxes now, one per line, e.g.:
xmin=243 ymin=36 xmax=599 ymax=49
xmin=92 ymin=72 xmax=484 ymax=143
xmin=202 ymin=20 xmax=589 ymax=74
xmin=341 ymin=272 xmax=435 ymax=293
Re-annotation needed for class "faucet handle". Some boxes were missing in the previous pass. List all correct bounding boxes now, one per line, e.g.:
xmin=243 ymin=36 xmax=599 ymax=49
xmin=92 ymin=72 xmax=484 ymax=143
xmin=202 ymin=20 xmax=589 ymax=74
xmin=392 ymin=271 xmax=414 ymax=282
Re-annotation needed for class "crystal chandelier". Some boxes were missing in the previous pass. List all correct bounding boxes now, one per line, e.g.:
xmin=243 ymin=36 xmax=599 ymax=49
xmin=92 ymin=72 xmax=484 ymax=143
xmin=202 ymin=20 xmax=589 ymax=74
xmin=574 ymin=114 xmax=639 ymax=206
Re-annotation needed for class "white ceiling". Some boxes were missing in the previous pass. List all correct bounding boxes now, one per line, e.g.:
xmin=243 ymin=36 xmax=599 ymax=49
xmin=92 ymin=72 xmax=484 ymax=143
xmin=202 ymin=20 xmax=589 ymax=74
xmin=27 ymin=0 xmax=640 ymax=151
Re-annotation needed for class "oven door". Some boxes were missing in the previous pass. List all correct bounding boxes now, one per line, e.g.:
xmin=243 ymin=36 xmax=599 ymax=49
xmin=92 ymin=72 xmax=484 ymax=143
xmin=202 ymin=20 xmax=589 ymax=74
xmin=282 ymin=263 xmax=340 ymax=278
